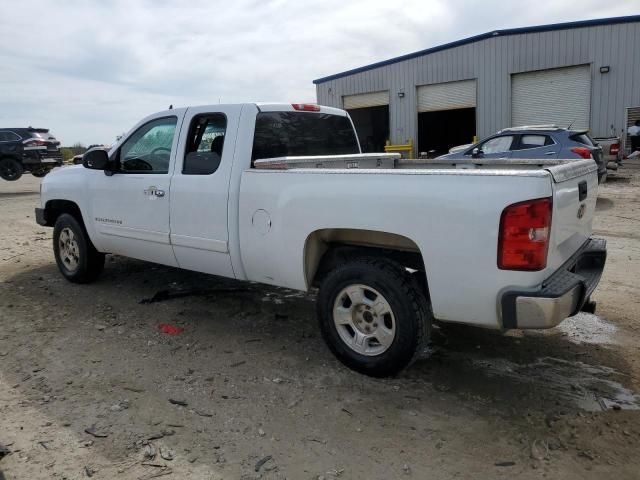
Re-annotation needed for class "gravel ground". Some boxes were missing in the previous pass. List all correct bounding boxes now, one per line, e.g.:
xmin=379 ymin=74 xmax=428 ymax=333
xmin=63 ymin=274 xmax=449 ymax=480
xmin=1 ymin=163 xmax=640 ymax=479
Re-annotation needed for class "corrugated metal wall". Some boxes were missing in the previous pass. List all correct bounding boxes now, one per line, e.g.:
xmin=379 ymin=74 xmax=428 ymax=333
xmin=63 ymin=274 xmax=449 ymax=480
xmin=511 ymin=65 xmax=591 ymax=129
xmin=417 ymin=79 xmax=476 ymax=112
xmin=316 ymin=22 xmax=640 ymax=146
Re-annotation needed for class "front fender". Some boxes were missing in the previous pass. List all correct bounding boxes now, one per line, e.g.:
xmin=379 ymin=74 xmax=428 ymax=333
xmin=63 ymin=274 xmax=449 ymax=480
xmin=40 ymin=166 xmax=103 ymax=251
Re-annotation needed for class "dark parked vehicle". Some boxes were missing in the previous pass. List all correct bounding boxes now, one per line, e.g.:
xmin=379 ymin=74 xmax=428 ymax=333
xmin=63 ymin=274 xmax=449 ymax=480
xmin=0 ymin=127 xmax=62 ymax=181
xmin=438 ymin=125 xmax=607 ymax=183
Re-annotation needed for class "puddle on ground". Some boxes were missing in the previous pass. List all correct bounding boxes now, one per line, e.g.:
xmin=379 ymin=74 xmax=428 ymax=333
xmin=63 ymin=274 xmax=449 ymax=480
xmin=261 ymin=288 xmax=312 ymax=303
xmin=556 ymin=313 xmax=618 ymax=345
xmin=472 ymin=356 xmax=640 ymax=411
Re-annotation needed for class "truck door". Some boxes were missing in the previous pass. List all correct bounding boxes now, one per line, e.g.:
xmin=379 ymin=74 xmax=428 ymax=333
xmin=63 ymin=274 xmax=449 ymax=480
xmin=88 ymin=112 xmax=183 ymax=266
xmin=168 ymin=105 xmax=241 ymax=277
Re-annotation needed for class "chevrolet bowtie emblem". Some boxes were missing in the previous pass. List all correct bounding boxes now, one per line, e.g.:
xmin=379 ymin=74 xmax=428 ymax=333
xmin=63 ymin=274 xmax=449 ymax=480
xmin=577 ymin=203 xmax=586 ymax=219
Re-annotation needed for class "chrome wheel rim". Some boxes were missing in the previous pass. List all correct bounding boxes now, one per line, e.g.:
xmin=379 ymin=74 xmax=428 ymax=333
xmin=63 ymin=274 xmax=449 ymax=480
xmin=333 ymin=284 xmax=396 ymax=356
xmin=58 ymin=227 xmax=80 ymax=272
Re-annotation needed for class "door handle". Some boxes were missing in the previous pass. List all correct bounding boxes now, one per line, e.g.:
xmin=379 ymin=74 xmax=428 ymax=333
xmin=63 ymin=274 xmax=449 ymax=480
xmin=545 ymin=152 xmax=557 ymax=155
xmin=154 ymin=189 xmax=165 ymax=197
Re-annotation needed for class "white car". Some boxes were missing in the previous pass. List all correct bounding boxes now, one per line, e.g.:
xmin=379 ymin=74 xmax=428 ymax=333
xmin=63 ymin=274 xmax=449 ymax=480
xmin=36 ymin=103 xmax=606 ymax=376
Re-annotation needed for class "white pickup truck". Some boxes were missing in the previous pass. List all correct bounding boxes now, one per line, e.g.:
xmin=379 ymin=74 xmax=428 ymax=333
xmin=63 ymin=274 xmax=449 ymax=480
xmin=36 ymin=103 xmax=606 ymax=377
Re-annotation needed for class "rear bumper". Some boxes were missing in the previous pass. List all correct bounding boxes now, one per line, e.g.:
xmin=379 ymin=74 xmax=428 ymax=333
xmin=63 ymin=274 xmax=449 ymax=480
xmin=40 ymin=158 xmax=63 ymax=165
xmin=22 ymin=151 xmax=63 ymax=167
xmin=501 ymin=237 xmax=606 ymax=329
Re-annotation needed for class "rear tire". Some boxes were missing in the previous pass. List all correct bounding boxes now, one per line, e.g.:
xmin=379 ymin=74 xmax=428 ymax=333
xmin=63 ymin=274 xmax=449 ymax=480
xmin=0 ymin=158 xmax=23 ymax=181
xmin=317 ymin=257 xmax=431 ymax=377
xmin=53 ymin=213 xmax=105 ymax=283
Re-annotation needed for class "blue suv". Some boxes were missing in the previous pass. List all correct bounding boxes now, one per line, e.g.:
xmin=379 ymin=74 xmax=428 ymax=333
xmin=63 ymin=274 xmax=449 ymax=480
xmin=438 ymin=125 xmax=606 ymax=183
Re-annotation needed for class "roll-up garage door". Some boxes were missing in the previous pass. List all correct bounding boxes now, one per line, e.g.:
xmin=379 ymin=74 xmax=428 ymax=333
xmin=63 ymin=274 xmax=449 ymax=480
xmin=343 ymin=91 xmax=389 ymax=110
xmin=417 ymin=79 xmax=476 ymax=112
xmin=512 ymin=65 xmax=591 ymax=130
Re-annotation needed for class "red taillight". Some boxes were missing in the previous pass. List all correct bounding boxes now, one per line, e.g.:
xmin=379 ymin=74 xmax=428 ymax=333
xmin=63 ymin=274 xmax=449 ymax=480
xmin=292 ymin=103 xmax=320 ymax=112
xmin=610 ymin=143 xmax=620 ymax=155
xmin=23 ymin=138 xmax=47 ymax=146
xmin=498 ymin=198 xmax=552 ymax=271
xmin=571 ymin=147 xmax=592 ymax=159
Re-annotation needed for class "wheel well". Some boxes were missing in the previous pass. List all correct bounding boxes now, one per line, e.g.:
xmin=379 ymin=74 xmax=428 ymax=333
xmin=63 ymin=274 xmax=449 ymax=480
xmin=305 ymin=228 xmax=428 ymax=292
xmin=44 ymin=200 xmax=85 ymax=228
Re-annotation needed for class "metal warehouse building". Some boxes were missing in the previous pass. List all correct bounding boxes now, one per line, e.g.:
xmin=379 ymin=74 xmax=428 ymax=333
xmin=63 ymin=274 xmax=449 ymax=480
xmin=314 ymin=15 xmax=640 ymax=157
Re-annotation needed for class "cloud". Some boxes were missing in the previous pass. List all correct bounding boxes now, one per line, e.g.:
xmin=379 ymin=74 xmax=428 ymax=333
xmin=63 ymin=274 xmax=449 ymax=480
xmin=0 ymin=0 xmax=637 ymax=144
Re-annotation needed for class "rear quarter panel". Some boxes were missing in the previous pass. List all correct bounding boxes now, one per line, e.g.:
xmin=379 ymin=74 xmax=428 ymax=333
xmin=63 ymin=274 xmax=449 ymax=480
xmin=238 ymin=168 xmax=554 ymax=328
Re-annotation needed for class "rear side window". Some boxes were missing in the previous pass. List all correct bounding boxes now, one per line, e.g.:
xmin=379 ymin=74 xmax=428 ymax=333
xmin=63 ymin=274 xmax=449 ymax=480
xmin=570 ymin=133 xmax=594 ymax=146
xmin=251 ymin=112 xmax=359 ymax=164
xmin=514 ymin=135 xmax=554 ymax=150
xmin=0 ymin=131 xmax=20 ymax=142
xmin=183 ymin=114 xmax=227 ymax=175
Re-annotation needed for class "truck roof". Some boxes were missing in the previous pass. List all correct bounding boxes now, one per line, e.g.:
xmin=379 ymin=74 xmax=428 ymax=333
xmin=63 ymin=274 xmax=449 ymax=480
xmin=255 ymin=103 xmax=347 ymax=116
xmin=152 ymin=103 xmax=348 ymax=118
xmin=1 ymin=127 xmax=50 ymax=132
xmin=498 ymin=125 xmax=590 ymax=135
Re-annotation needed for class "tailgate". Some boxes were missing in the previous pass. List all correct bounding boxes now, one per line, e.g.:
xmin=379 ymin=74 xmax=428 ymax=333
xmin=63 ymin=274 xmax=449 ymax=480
xmin=545 ymin=159 xmax=598 ymax=270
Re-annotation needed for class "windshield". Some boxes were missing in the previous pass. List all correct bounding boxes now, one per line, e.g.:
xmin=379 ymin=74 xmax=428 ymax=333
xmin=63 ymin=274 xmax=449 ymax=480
xmin=251 ymin=112 xmax=360 ymax=164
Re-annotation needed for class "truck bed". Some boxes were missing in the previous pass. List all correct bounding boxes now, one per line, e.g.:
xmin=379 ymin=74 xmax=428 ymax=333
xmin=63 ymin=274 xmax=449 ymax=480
xmin=254 ymin=153 xmax=578 ymax=172
xmin=240 ymin=157 xmax=598 ymax=328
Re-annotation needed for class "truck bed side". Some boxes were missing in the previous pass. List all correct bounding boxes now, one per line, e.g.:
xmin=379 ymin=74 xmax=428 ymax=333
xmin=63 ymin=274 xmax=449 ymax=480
xmin=239 ymin=167 xmax=558 ymax=328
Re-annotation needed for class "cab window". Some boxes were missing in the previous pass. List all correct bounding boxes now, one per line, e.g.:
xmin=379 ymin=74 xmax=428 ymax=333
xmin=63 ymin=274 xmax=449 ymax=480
xmin=251 ymin=112 xmax=359 ymax=165
xmin=183 ymin=114 xmax=227 ymax=175
xmin=118 ymin=117 xmax=177 ymax=173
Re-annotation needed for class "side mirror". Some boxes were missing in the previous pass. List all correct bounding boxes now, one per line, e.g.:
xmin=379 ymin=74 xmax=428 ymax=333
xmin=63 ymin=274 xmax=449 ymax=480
xmin=471 ymin=147 xmax=483 ymax=158
xmin=82 ymin=149 xmax=110 ymax=170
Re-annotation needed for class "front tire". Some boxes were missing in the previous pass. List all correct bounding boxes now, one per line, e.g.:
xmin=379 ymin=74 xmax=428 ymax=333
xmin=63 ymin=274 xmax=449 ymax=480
xmin=0 ymin=158 xmax=23 ymax=181
xmin=53 ymin=213 xmax=105 ymax=283
xmin=317 ymin=257 xmax=431 ymax=377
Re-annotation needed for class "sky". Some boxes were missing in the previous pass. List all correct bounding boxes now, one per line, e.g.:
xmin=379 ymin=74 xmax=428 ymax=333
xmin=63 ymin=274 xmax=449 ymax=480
xmin=0 ymin=0 xmax=637 ymax=145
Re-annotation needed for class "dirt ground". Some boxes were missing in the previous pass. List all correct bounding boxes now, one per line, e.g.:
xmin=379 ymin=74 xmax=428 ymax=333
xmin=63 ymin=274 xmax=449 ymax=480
xmin=1 ymin=162 xmax=640 ymax=480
